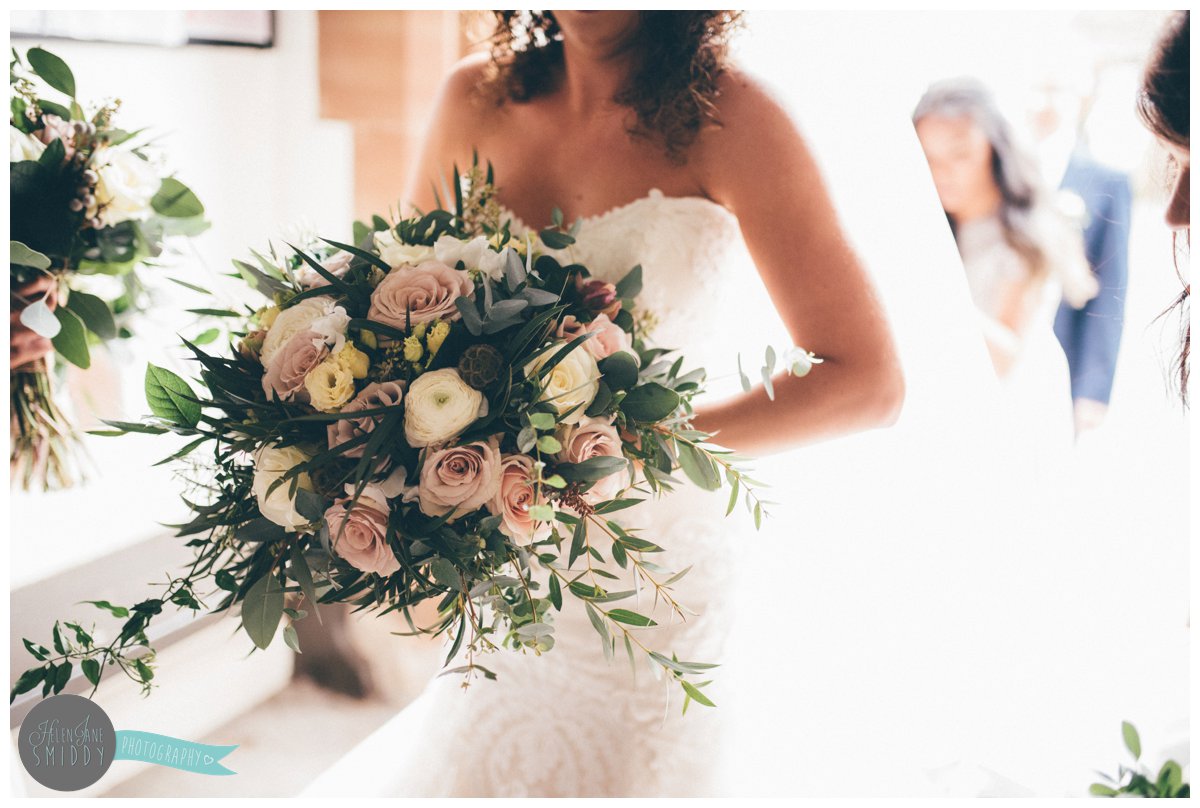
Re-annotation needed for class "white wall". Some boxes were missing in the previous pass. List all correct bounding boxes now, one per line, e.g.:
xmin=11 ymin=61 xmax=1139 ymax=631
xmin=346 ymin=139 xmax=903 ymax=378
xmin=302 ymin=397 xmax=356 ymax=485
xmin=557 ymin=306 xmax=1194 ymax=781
xmin=10 ymin=11 xmax=354 ymax=586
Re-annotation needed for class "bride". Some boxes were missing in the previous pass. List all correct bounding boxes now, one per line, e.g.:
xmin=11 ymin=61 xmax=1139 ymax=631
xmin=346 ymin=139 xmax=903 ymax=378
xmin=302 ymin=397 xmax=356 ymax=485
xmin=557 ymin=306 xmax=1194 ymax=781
xmin=306 ymin=11 xmax=903 ymax=797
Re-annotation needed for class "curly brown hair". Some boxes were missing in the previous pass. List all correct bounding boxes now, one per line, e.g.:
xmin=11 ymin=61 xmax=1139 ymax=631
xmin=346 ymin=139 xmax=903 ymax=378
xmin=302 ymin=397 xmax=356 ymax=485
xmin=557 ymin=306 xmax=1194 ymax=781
xmin=1140 ymin=11 xmax=1190 ymax=406
xmin=481 ymin=10 xmax=743 ymax=163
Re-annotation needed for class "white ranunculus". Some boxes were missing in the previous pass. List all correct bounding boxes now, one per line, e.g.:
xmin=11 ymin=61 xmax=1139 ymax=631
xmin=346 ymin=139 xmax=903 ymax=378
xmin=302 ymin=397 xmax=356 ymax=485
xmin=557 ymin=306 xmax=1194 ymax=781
xmin=404 ymin=368 xmax=486 ymax=448
xmin=524 ymin=342 xmax=601 ymax=424
xmin=10 ymin=128 xmax=45 ymax=162
xmin=91 ymin=146 xmax=160 ymax=227
xmin=261 ymin=296 xmax=338 ymax=366
xmin=375 ymin=229 xmax=435 ymax=268
xmin=434 ymin=235 xmax=508 ymax=281
xmin=252 ymin=443 xmax=315 ymax=530
xmin=308 ymin=303 xmax=350 ymax=356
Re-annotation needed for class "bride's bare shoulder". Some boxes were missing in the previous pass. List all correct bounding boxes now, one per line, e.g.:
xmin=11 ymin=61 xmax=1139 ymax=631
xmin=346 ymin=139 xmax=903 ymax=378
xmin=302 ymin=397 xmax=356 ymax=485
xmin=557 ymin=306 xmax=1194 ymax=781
xmin=430 ymin=52 xmax=498 ymax=129
xmin=693 ymin=67 xmax=818 ymax=195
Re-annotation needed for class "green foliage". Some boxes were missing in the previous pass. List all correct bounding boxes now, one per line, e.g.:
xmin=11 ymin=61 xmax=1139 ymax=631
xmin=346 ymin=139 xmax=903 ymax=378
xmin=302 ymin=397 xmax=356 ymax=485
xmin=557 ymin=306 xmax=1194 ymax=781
xmin=1090 ymin=721 xmax=1189 ymax=798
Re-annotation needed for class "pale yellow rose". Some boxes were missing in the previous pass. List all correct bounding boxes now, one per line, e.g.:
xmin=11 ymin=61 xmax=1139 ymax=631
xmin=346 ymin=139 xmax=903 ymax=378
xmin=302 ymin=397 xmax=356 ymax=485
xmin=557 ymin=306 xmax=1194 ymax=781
xmin=336 ymin=343 xmax=370 ymax=379
xmin=305 ymin=358 xmax=356 ymax=412
xmin=258 ymin=305 xmax=281 ymax=330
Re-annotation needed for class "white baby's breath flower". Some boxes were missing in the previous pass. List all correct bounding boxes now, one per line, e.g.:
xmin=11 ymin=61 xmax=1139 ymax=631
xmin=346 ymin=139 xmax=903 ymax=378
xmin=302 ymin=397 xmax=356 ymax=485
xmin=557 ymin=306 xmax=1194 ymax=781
xmin=403 ymin=368 xmax=486 ymax=448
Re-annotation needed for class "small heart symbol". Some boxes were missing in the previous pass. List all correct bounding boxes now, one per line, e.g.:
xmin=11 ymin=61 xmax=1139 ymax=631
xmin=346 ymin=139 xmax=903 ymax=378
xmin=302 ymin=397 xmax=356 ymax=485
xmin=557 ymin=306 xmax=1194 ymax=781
xmin=204 ymin=755 xmax=214 ymax=765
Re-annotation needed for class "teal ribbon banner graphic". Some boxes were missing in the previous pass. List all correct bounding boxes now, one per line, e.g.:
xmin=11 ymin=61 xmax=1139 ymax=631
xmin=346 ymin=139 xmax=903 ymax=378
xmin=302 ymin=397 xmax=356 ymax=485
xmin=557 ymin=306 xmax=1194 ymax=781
xmin=114 ymin=730 xmax=237 ymax=776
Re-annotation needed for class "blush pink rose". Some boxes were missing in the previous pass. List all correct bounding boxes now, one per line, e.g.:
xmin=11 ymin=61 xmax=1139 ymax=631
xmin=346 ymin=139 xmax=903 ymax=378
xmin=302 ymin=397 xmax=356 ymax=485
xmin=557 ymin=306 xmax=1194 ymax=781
xmin=368 ymin=260 xmax=473 ymax=329
xmin=557 ymin=313 xmax=632 ymax=361
xmin=324 ymin=485 xmax=399 ymax=577
xmin=327 ymin=381 xmax=406 ymax=458
xmin=262 ymin=329 xmax=330 ymax=403
xmin=557 ymin=415 xmax=630 ymax=504
xmin=296 ymin=250 xmax=353 ymax=289
xmin=417 ymin=437 xmax=502 ymax=520
xmin=37 ymin=114 xmax=76 ymax=160
xmin=487 ymin=454 xmax=552 ymax=546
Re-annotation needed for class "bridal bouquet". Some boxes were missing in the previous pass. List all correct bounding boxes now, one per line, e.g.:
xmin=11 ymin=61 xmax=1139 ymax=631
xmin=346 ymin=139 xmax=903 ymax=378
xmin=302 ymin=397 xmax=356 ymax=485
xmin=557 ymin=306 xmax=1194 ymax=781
xmin=10 ymin=46 xmax=207 ymax=490
xmin=11 ymin=159 xmax=813 ymax=713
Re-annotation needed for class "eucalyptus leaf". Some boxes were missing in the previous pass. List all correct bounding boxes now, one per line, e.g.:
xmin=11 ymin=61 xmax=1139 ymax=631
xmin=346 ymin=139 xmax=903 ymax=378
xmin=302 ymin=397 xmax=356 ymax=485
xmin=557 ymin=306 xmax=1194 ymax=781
xmin=241 ymin=573 xmax=285 ymax=650
xmin=51 ymin=306 xmax=90 ymax=368
xmin=65 ymin=289 xmax=117 ymax=340
xmin=18 ymin=297 xmax=61 ymax=339
xmin=10 ymin=240 xmax=50 ymax=270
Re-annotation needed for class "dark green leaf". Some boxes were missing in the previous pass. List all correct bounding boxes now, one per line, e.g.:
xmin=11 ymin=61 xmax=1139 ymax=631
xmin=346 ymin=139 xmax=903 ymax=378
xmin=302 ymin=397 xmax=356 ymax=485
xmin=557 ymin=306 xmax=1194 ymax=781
xmin=614 ymin=264 xmax=642 ymax=299
xmin=27 ymin=47 xmax=75 ymax=97
xmin=51 ymin=306 xmax=90 ymax=368
xmin=65 ymin=289 xmax=117 ymax=340
xmin=150 ymin=177 xmax=205 ymax=218
xmin=607 ymin=608 xmax=657 ymax=627
xmin=81 ymin=658 xmax=101 ymax=687
xmin=242 ymin=573 xmax=285 ymax=650
xmin=81 ymin=600 xmax=130 ymax=618
xmin=145 ymin=363 xmax=201 ymax=428
xmin=621 ymin=383 xmax=681 ymax=422
xmin=598 ymin=351 xmax=638 ymax=391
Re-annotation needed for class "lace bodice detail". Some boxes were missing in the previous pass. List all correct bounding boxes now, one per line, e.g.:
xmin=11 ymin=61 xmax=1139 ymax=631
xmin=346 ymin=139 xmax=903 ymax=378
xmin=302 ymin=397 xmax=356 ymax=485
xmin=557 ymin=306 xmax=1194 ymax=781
xmin=505 ymin=189 xmax=787 ymax=401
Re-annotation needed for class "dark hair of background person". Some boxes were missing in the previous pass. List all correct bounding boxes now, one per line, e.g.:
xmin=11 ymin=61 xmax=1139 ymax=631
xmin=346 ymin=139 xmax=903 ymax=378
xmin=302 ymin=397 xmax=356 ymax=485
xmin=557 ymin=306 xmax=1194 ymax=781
xmin=481 ymin=10 xmax=743 ymax=163
xmin=1139 ymin=10 xmax=1190 ymax=406
xmin=913 ymin=77 xmax=1058 ymax=280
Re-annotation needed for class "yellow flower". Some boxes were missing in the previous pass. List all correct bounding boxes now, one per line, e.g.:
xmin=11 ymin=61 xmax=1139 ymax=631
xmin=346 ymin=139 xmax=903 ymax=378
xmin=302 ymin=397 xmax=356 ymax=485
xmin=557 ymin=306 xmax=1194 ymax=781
xmin=258 ymin=305 xmax=281 ymax=329
xmin=304 ymin=359 xmax=356 ymax=412
xmin=336 ymin=343 xmax=370 ymax=379
xmin=426 ymin=320 xmax=450 ymax=356
xmin=403 ymin=335 xmax=424 ymax=363
xmin=358 ymin=330 xmax=378 ymax=350
xmin=412 ymin=321 xmax=428 ymax=340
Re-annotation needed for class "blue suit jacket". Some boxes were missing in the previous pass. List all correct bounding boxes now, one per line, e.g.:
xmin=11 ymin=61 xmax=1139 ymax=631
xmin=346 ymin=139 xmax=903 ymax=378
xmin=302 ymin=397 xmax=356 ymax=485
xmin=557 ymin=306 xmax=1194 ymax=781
xmin=1053 ymin=153 xmax=1132 ymax=404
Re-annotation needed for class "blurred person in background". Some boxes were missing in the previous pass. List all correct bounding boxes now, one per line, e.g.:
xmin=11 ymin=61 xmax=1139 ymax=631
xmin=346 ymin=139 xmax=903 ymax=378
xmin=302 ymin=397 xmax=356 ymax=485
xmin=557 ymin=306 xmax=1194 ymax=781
xmin=914 ymin=77 xmax=1098 ymax=447
xmin=1138 ymin=10 xmax=1189 ymax=407
xmin=1028 ymin=68 xmax=1133 ymax=438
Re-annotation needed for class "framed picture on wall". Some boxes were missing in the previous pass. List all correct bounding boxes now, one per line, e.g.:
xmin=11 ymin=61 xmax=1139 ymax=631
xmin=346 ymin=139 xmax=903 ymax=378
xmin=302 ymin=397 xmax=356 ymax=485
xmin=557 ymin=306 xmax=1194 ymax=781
xmin=9 ymin=10 xmax=275 ymax=48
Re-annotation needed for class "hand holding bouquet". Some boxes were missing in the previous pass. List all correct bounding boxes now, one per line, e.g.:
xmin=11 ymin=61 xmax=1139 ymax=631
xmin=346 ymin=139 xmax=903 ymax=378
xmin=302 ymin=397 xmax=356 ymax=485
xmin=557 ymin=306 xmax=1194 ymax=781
xmin=12 ymin=159 xmax=816 ymax=713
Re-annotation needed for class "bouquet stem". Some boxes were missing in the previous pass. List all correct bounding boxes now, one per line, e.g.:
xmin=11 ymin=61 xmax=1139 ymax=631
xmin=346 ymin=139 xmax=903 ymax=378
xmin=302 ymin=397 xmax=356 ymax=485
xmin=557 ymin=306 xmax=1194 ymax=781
xmin=10 ymin=358 xmax=88 ymax=492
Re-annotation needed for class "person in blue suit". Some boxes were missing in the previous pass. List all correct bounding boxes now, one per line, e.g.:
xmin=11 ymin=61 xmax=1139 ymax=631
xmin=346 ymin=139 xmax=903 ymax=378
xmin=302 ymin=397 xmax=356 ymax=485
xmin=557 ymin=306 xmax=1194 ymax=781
xmin=1029 ymin=72 xmax=1133 ymax=436
xmin=1052 ymin=156 xmax=1132 ymax=432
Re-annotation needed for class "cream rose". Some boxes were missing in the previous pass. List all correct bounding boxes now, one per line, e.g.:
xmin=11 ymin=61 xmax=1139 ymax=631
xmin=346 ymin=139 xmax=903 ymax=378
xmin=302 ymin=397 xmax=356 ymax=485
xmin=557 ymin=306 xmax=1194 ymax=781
xmin=304 ymin=357 xmax=356 ymax=412
xmin=325 ymin=484 xmax=398 ymax=577
xmin=487 ymin=453 xmax=552 ymax=546
xmin=374 ymin=229 xmax=435 ymax=268
xmin=557 ymin=313 xmax=634 ymax=362
xmin=91 ymin=146 xmax=160 ymax=227
xmin=368 ymin=261 xmax=473 ymax=328
xmin=262 ymin=329 xmax=330 ymax=403
xmin=10 ymin=128 xmax=45 ymax=162
xmin=403 ymin=368 xmax=485 ymax=448
xmin=328 ymin=380 xmax=406 ymax=458
xmin=524 ymin=342 xmax=600 ymax=424
xmin=556 ymin=415 xmax=630 ymax=504
xmin=252 ymin=443 xmax=315 ymax=530
xmin=261 ymin=296 xmax=338 ymax=366
xmin=417 ymin=437 xmax=502 ymax=520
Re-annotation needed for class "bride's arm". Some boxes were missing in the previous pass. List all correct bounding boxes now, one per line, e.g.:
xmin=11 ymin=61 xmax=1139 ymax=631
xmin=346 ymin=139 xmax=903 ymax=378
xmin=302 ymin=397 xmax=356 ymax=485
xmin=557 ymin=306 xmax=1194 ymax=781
xmin=689 ymin=72 xmax=905 ymax=456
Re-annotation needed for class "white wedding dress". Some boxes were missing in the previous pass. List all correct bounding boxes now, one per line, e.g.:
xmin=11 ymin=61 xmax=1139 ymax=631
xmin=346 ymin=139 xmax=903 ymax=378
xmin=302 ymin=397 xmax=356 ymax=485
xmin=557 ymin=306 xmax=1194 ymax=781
xmin=305 ymin=190 xmax=788 ymax=798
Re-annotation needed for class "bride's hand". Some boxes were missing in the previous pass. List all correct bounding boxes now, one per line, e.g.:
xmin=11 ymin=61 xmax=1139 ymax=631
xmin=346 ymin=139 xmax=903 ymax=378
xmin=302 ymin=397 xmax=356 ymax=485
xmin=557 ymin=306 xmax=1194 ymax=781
xmin=687 ymin=71 xmax=905 ymax=457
